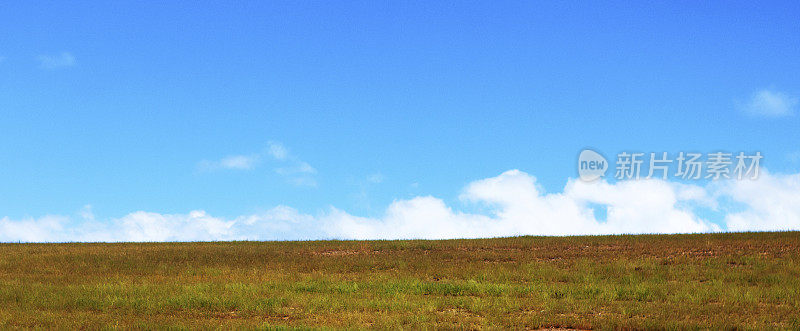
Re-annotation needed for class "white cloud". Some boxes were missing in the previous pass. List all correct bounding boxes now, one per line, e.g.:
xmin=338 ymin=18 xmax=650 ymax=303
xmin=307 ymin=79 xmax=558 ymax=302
xmin=787 ymin=151 xmax=800 ymax=164
xmin=198 ymin=154 xmax=259 ymax=171
xmin=274 ymin=161 xmax=317 ymax=187
xmin=720 ymin=170 xmax=800 ymax=231
xmin=0 ymin=215 xmax=71 ymax=242
xmin=327 ymin=170 xmax=718 ymax=239
xmin=367 ymin=173 xmax=384 ymax=184
xmin=37 ymin=52 xmax=76 ymax=69
xmin=324 ymin=197 xmax=494 ymax=240
xmin=564 ymin=177 xmax=717 ymax=234
xmin=118 ymin=211 xmax=236 ymax=242
xmin=741 ymin=89 xmax=798 ymax=117
xmin=220 ymin=155 xmax=258 ymax=170
xmin=275 ymin=161 xmax=316 ymax=175
xmin=198 ymin=142 xmax=317 ymax=186
xmin=287 ymin=176 xmax=318 ymax=187
xmin=267 ymin=141 xmax=288 ymax=161
xmin=3 ymin=169 xmax=800 ymax=242
xmin=263 ymin=142 xmax=317 ymax=186
xmin=79 ymin=204 xmax=95 ymax=221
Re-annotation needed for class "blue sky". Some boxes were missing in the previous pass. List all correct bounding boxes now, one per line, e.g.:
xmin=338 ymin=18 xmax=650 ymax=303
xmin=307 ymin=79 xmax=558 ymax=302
xmin=1 ymin=2 xmax=800 ymax=241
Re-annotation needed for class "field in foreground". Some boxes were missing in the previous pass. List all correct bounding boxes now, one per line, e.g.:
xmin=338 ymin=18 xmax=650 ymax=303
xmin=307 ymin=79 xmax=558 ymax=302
xmin=1 ymin=232 xmax=799 ymax=329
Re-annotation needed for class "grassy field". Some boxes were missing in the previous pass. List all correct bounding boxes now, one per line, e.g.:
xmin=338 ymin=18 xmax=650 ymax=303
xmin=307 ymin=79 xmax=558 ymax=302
xmin=0 ymin=232 xmax=799 ymax=329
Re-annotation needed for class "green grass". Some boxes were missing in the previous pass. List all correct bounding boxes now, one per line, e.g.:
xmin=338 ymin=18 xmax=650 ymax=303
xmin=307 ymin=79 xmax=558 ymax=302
xmin=1 ymin=232 xmax=799 ymax=329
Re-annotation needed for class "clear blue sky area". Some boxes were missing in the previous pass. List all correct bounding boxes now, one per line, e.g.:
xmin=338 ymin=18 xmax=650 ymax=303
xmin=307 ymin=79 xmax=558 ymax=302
xmin=1 ymin=1 xmax=799 ymax=221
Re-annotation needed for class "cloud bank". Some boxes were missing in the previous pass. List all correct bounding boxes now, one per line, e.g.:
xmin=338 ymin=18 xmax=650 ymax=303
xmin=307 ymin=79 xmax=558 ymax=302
xmin=2 ymin=169 xmax=800 ymax=242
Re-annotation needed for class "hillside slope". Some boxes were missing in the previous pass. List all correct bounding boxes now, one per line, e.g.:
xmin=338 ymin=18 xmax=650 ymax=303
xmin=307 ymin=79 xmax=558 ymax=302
xmin=1 ymin=232 xmax=798 ymax=329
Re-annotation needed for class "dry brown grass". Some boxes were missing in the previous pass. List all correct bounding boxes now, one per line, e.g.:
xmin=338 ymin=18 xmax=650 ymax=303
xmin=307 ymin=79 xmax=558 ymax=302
xmin=0 ymin=231 xmax=798 ymax=329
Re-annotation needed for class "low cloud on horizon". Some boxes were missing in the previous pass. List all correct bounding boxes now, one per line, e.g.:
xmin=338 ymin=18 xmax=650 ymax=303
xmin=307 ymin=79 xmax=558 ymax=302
xmin=2 ymin=169 xmax=799 ymax=242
